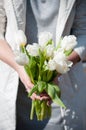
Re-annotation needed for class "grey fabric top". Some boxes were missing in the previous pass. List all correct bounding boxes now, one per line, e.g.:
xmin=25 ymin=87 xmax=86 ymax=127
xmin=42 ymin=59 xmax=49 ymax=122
xmin=25 ymin=0 xmax=60 ymax=44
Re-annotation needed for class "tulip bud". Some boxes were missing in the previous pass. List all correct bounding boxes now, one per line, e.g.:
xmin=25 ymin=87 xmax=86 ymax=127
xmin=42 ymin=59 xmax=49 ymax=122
xmin=14 ymin=30 xmax=27 ymax=46
xmin=15 ymin=52 xmax=28 ymax=65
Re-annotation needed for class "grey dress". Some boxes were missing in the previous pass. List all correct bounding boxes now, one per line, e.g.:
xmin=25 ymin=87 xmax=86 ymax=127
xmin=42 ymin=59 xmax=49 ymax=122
xmin=16 ymin=0 xmax=86 ymax=130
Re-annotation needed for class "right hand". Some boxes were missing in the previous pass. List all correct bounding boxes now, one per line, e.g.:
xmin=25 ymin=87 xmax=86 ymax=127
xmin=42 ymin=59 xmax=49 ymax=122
xmin=16 ymin=65 xmax=51 ymax=102
xmin=16 ymin=65 xmax=42 ymax=100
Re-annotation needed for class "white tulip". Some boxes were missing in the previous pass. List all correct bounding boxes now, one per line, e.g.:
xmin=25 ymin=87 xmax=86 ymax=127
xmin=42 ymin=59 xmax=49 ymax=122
xmin=15 ymin=51 xmax=28 ymax=65
xmin=61 ymin=35 xmax=77 ymax=51
xmin=38 ymin=32 xmax=53 ymax=47
xmin=53 ymin=49 xmax=66 ymax=62
xmin=26 ymin=43 xmax=39 ymax=56
xmin=53 ymin=50 xmax=73 ymax=74
xmin=47 ymin=59 xmax=56 ymax=71
xmin=14 ymin=30 xmax=27 ymax=46
xmin=55 ymin=61 xmax=70 ymax=74
xmin=45 ymin=44 xmax=54 ymax=58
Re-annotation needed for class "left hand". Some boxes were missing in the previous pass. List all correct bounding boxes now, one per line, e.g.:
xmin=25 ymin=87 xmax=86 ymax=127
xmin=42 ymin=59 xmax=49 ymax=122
xmin=16 ymin=65 xmax=52 ymax=104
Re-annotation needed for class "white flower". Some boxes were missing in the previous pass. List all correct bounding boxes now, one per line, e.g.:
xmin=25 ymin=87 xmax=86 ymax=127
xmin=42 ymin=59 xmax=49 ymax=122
xmin=14 ymin=30 xmax=27 ymax=46
xmin=61 ymin=35 xmax=77 ymax=51
xmin=26 ymin=43 xmax=39 ymax=56
xmin=45 ymin=44 xmax=54 ymax=58
xmin=38 ymin=32 xmax=53 ymax=48
xmin=53 ymin=50 xmax=73 ymax=74
xmin=47 ymin=59 xmax=56 ymax=71
xmin=53 ymin=49 xmax=66 ymax=62
xmin=55 ymin=61 xmax=72 ymax=74
xmin=15 ymin=51 xmax=28 ymax=65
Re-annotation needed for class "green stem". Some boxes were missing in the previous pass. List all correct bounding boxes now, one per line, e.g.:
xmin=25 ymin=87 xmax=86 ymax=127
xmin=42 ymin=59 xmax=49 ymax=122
xmin=35 ymin=100 xmax=41 ymax=120
xmin=30 ymin=100 xmax=35 ymax=120
xmin=40 ymin=101 xmax=45 ymax=120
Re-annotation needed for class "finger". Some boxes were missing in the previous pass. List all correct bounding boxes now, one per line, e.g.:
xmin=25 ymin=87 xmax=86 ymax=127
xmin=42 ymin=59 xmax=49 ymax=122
xmin=31 ymin=93 xmax=41 ymax=100
xmin=47 ymin=100 xmax=52 ymax=106
xmin=40 ymin=93 xmax=48 ymax=97
xmin=40 ymin=96 xmax=50 ymax=100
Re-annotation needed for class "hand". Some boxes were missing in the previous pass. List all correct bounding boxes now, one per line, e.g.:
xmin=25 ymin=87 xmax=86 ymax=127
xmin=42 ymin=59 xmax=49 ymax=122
xmin=67 ymin=50 xmax=80 ymax=65
xmin=40 ymin=91 xmax=52 ymax=106
xmin=16 ymin=65 xmax=52 ymax=103
xmin=16 ymin=65 xmax=42 ymax=100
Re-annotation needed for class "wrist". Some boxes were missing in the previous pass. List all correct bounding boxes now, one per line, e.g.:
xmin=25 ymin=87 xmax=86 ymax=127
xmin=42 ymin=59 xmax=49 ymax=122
xmin=67 ymin=51 xmax=81 ymax=65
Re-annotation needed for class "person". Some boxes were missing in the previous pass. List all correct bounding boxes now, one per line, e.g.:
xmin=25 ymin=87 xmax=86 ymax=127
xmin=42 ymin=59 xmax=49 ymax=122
xmin=0 ymin=0 xmax=86 ymax=130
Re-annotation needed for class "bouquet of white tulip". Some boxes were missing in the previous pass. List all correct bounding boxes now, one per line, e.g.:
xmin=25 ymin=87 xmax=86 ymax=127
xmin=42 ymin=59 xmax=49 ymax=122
xmin=14 ymin=30 xmax=77 ymax=121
